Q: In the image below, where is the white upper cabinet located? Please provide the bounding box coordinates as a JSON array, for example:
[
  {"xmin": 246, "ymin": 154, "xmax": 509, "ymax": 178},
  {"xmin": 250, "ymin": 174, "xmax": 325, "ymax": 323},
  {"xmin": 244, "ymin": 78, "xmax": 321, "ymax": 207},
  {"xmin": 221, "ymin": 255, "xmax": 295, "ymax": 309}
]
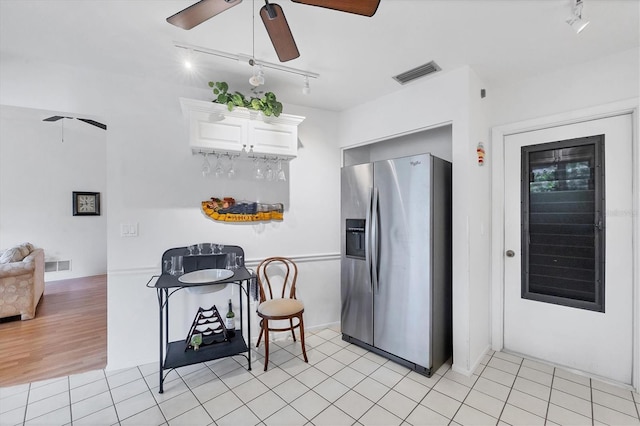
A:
[{"xmin": 180, "ymin": 98, "xmax": 305, "ymax": 158}]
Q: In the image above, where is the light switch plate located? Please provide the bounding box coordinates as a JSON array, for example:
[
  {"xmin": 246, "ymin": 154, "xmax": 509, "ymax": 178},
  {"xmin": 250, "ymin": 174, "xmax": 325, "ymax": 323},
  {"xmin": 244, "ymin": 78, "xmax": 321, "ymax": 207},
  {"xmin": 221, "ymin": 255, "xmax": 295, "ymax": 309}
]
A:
[{"xmin": 120, "ymin": 223, "xmax": 139, "ymax": 237}]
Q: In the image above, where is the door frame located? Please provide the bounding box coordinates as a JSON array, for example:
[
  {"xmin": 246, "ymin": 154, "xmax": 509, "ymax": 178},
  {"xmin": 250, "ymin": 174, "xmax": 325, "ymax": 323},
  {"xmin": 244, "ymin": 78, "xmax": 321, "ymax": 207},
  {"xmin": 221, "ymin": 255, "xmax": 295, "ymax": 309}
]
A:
[{"xmin": 490, "ymin": 98, "xmax": 640, "ymax": 389}]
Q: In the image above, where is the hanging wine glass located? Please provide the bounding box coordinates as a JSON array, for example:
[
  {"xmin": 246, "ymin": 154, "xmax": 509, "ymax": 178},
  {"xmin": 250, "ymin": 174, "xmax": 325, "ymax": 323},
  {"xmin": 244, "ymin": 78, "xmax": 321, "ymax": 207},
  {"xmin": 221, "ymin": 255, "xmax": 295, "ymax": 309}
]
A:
[
  {"xmin": 277, "ymin": 159, "xmax": 286, "ymax": 181},
  {"xmin": 201, "ymin": 152, "xmax": 211, "ymax": 177},
  {"xmin": 265, "ymin": 158, "xmax": 275, "ymax": 181},
  {"xmin": 214, "ymin": 153, "xmax": 225, "ymax": 178},
  {"xmin": 227, "ymin": 154, "xmax": 236, "ymax": 179},
  {"xmin": 254, "ymin": 158, "xmax": 264, "ymax": 180}
]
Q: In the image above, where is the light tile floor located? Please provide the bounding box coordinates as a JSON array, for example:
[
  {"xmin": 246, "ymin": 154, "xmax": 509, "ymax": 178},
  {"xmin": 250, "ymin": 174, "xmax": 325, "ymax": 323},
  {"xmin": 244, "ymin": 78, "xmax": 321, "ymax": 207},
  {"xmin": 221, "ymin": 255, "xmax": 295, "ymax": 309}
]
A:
[{"xmin": 1, "ymin": 327, "xmax": 639, "ymax": 426}]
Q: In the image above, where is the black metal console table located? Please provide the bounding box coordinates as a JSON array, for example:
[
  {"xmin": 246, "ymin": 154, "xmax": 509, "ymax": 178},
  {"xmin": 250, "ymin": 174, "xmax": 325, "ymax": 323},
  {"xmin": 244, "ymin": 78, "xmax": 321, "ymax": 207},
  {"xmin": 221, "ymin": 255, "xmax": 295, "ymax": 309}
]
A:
[{"xmin": 147, "ymin": 245, "xmax": 253, "ymax": 393}]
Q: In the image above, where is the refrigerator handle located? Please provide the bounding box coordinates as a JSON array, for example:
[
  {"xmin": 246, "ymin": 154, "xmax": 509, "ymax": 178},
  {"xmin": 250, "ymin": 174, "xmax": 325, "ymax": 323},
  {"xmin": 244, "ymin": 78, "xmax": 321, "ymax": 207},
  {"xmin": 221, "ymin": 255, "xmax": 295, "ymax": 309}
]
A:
[
  {"xmin": 365, "ymin": 187, "xmax": 373, "ymax": 293},
  {"xmin": 371, "ymin": 187, "xmax": 380, "ymax": 293}
]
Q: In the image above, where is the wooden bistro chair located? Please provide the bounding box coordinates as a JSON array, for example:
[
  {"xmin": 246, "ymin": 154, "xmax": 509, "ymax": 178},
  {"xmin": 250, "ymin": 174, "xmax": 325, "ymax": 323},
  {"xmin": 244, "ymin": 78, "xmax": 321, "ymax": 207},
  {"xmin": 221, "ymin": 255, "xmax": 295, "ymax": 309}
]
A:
[{"xmin": 256, "ymin": 257, "xmax": 308, "ymax": 371}]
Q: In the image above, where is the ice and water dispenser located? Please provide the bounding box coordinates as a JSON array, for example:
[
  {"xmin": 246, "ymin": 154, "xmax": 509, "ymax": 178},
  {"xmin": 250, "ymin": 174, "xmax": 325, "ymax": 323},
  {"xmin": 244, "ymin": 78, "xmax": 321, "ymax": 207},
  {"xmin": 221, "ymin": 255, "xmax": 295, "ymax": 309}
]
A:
[{"xmin": 345, "ymin": 219, "xmax": 366, "ymax": 259}]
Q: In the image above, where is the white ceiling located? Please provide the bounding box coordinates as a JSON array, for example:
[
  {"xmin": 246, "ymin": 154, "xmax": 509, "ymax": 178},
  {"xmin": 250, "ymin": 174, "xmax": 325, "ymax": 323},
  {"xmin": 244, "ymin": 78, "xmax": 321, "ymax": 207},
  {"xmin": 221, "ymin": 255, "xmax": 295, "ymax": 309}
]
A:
[{"xmin": 1, "ymin": 0, "xmax": 638, "ymax": 112}]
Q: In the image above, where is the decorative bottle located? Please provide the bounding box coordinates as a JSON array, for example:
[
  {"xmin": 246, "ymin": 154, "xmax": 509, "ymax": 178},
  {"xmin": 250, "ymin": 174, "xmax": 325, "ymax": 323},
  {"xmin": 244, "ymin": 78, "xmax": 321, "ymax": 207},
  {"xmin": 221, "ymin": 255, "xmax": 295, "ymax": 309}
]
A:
[{"xmin": 226, "ymin": 299, "xmax": 235, "ymax": 338}]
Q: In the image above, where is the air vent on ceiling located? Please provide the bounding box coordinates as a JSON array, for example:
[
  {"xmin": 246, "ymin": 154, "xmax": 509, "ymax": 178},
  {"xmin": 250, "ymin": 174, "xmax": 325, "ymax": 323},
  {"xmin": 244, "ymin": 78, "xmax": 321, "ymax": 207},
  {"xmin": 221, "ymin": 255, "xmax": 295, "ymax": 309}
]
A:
[{"xmin": 393, "ymin": 61, "xmax": 441, "ymax": 85}]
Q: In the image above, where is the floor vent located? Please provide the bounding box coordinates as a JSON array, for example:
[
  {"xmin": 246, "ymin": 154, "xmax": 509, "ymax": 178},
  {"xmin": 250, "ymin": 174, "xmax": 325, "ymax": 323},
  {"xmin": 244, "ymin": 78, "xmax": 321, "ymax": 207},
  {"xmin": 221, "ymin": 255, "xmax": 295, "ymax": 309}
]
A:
[
  {"xmin": 45, "ymin": 260, "xmax": 71, "ymax": 272},
  {"xmin": 393, "ymin": 61, "xmax": 441, "ymax": 85}
]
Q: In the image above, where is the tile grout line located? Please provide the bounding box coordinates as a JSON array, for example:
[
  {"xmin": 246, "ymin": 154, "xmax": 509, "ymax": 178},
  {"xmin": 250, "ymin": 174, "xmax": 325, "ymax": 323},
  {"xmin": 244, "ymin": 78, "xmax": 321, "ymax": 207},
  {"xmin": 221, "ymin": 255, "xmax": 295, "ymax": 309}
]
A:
[
  {"xmin": 220, "ymin": 342, "xmax": 314, "ymax": 424},
  {"xmin": 22, "ymin": 382, "xmax": 31, "ymax": 425},
  {"xmin": 495, "ymin": 352, "xmax": 524, "ymax": 425},
  {"xmin": 181, "ymin": 363, "xmax": 221, "ymax": 425},
  {"xmin": 544, "ymin": 367, "xmax": 554, "ymax": 423},
  {"xmin": 303, "ymin": 345, "xmax": 376, "ymax": 424},
  {"xmin": 440, "ymin": 356, "xmax": 483, "ymax": 425},
  {"xmin": 66, "ymin": 376, "xmax": 72, "ymax": 425},
  {"xmin": 102, "ymin": 366, "xmax": 122, "ymax": 425},
  {"xmin": 252, "ymin": 339, "xmax": 325, "ymax": 424},
  {"xmin": 349, "ymin": 360, "xmax": 408, "ymax": 425},
  {"xmin": 402, "ymin": 369, "xmax": 447, "ymax": 425},
  {"xmin": 105, "ymin": 368, "xmax": 122, "ymax": 426},
  {"xmin": 590, "ymin": 378, "xmax": 594, "ymax": 426}
]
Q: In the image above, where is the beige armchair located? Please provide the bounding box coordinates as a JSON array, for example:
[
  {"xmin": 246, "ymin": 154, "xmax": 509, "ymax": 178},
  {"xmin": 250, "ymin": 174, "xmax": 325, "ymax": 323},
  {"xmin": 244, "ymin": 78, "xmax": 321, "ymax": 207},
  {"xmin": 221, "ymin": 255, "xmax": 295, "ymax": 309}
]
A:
[{"xmin": 0, "ymin": 244, "xmax": 44, "ymax": 320}]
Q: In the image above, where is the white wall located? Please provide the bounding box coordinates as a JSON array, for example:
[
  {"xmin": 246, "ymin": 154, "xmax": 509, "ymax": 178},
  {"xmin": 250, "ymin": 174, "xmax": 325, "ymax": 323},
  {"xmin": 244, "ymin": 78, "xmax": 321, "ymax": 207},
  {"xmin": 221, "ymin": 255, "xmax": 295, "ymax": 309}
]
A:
[
  {"xmin": 0, "ymin": 57, "xmax": 342, "ymax": 371},
  {"xmin": 0, "ymin": 104, "xmax": 107, "ymax": 280},
  {"xmin": 489, "ymin": 48, "xmax": 639, "ymax": 126},
  {"xmin": 343, "ymin": 124, "xmax": 453, "ymax": 165}
]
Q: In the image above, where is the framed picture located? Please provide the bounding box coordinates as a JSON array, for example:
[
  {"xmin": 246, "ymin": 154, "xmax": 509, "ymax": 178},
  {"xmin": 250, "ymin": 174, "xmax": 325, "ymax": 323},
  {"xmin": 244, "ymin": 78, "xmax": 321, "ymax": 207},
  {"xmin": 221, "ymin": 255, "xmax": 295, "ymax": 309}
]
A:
[{"xmin": 73, "ymin": 191, "xmax": 100, "ymax": 216}]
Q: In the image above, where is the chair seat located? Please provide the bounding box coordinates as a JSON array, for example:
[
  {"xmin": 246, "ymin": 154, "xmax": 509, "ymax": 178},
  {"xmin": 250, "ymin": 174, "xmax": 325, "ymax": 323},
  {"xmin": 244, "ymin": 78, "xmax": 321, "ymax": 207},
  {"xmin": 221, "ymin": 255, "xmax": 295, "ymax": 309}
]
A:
[{"xmin": 257, "ymin": 298, "xmax": 304, "ymax": 317}]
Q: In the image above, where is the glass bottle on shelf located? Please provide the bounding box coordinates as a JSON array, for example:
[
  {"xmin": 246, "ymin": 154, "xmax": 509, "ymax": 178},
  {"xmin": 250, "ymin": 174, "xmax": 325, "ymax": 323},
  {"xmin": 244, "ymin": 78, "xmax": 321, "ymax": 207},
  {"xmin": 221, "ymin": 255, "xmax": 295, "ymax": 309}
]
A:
[{"xmin": 226, "ymin": 299, "xmax": 235, "ymax": 339}]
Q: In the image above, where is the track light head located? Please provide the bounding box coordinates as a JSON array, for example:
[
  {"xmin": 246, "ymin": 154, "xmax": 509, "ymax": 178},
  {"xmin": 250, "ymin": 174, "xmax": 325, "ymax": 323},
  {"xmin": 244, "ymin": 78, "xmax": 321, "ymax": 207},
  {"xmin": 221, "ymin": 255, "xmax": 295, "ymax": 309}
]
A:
[
  {"xmin": 302, "ymin": 75, "xmax": 310, "ymax": 95},
  {"xmin": 566, "ymin": 0, "xmax": 590, "ymax": 34},
  {"xmin": 249, "ymin": 65, "xmax": 265, "ymax": 86}
]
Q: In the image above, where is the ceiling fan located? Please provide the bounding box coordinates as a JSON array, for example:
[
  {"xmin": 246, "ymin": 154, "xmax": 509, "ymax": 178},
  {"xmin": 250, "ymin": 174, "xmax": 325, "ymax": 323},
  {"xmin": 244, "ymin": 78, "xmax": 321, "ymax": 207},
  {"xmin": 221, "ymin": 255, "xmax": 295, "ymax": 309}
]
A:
[
  {"xmin": 43, "ymin": 116, "xmax": 107, "ymax": 130},
  {"xmin": 167, "ymin": 0, "xmax": 381, "ymax": 62}
]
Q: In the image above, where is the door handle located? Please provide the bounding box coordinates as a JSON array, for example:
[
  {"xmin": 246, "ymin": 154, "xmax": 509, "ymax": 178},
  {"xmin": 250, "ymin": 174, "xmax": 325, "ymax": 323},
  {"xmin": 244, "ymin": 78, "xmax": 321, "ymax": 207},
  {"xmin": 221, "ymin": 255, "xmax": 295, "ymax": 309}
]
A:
[
  {"xmin": 371, "ymin": 187, "xmax": 379, "ymax": 293},
  {"xmin": 506, "ymin": 250, "xmax": 515, "ymax": 258},
  {"xmin": 365, "ymin": 187, "xmax": 373, "ymax": 292}
]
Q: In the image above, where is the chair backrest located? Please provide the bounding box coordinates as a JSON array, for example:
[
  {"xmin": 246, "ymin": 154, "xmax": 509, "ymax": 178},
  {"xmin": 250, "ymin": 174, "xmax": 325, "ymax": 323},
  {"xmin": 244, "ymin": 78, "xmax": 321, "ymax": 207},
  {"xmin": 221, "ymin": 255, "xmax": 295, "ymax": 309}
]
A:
[{"xmin": 256, "ymin": 257, "xmax": 298, "ymax": 302}]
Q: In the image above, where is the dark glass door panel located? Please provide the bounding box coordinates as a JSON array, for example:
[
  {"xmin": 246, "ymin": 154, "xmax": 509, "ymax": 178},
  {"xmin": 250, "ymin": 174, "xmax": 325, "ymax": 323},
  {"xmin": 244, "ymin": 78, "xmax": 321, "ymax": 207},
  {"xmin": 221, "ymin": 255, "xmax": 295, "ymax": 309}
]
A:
[{"xmin": 521, "ymin": 136, "xmax": 605, "ymax": 312}]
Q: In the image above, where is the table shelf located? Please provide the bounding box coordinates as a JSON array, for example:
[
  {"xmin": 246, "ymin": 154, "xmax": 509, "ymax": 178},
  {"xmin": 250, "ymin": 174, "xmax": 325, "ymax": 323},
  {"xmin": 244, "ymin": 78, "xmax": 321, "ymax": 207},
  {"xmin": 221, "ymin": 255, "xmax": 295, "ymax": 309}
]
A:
[
  {"xmin": 148, "ymin": 245, "xmax": 253, "ymax": 393},
  {"xmin": 164, "ymin": 333, "xmax": 249, "ymax": 370}
]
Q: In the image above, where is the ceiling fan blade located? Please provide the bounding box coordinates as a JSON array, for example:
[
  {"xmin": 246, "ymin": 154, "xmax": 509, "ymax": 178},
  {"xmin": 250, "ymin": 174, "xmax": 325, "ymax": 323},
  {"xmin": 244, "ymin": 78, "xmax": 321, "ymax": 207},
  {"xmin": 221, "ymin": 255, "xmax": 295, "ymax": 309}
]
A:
[
  {"xmin": 76, "ymin": 118, "xmax": 107, "ymax": 131},
  {"xmin": 167, "ymin": 0, "xmax": 242, "ymax": 30},
  {"xmin": 291, "ymin": 0, "xmax": 380, "ymax": 17},
  {"xmin": 43, "ymin": 116, "xmax": 72, "ymax": 122},
  {"xmin": 260, "ymin": 3, "xmax": 300, "ymax": 62}
]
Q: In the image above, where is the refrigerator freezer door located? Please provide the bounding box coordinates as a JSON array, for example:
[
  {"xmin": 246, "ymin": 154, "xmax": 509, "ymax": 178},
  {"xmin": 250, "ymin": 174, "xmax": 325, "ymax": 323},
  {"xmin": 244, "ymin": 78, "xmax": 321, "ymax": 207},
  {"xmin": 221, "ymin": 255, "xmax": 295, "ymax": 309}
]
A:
[
  {"xmin": 341, "ymin": 163, "xmax": 374, "ymax": 345},
  {"xmin": 373, "ymin": 154, "xmax": 432, "ymax": 368}
]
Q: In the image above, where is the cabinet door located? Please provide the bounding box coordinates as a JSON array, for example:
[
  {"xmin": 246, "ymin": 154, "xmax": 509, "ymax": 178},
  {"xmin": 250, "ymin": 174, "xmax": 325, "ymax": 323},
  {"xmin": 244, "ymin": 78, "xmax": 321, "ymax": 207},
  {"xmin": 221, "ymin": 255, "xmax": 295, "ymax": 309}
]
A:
[
  {"xmin": 188, "ymin": 111, "xmax": 248, "ymax": 152},
  {"xmin": 250, "ymin": 121, "xmax": 298, "ymax": 157}
]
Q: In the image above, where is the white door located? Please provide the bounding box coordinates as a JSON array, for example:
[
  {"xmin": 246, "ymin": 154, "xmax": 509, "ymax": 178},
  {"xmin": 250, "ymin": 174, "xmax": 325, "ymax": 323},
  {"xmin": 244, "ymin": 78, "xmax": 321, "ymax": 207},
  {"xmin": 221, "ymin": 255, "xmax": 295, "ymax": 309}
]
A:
[{"xmin": 503, "ymin": 114, "xmax": 633, "ymax": 384}]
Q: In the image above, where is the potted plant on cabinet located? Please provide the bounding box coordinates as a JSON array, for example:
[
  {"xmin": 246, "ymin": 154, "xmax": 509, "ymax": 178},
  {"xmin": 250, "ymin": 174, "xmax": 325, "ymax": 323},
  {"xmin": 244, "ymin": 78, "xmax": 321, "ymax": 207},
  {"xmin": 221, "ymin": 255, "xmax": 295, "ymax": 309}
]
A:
[{"xmin": 208, "ymin": 81, "xmax": 283, "ymax": 117}]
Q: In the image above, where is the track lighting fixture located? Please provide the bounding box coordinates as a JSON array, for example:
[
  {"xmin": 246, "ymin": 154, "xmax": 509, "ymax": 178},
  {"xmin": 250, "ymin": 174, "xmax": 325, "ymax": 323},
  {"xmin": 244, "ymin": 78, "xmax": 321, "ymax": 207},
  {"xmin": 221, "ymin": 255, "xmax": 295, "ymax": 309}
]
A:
[
  {"xmin": 302, "ymin": 75, "xmax": 310, "ymax": 95},
  {"xmin": 566, "ymin": 0, "xmax": 590, "ymax": 34},
  {"xmin": 249, "ymin": 65, "xmax": 265, "ymax": 86},
  {"xmin": 175, "ymin": 42, "xmax": 319, "ymax": 88}
]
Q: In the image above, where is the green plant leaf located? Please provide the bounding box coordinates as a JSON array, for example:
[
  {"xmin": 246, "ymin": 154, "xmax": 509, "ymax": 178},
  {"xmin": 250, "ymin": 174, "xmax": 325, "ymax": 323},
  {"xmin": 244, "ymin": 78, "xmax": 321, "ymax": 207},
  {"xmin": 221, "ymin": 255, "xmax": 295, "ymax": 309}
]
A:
[
  {"xmin": 250, "ymin": 98, "xmax": 262, "ymax": 110},
  {"xmin": 231, "ymin": 93, "xmax": 244, "ymax": 106},
  {"xmin": 208, "ymin": 81, "xmax": 283, "ymax": 115},
  {"xmin": 272, "ymin": 102, "xmax": 283, "ymax": 117}
]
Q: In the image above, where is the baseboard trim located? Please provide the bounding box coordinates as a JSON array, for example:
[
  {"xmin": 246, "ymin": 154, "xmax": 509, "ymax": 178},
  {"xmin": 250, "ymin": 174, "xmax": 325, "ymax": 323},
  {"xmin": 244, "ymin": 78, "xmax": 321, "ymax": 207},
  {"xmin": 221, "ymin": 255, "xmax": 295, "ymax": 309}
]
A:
[{"xmin": 452, "ymin": 344, "xmax": 492, "ymax": 377}]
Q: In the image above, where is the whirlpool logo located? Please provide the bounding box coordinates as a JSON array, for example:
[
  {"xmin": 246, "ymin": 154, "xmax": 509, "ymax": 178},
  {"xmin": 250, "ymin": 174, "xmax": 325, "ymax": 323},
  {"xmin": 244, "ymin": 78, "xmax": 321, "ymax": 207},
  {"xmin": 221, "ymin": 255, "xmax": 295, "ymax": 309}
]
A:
[{"xmin": 410, "ymin": 160, "xmax": 422, "ymax": 166}]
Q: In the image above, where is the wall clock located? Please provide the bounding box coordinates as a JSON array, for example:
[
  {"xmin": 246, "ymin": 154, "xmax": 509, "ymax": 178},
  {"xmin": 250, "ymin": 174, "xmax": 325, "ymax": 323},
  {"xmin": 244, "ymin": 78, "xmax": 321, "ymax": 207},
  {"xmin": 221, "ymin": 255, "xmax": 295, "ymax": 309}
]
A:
[{"xmin": 73, "ymin": 191, "xmax": 100, "ymax": 216}]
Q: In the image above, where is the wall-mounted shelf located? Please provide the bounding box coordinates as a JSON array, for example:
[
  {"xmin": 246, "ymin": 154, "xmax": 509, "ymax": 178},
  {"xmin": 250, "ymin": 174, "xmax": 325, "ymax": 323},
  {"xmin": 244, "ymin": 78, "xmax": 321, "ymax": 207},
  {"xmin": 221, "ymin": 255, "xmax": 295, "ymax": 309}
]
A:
[{"xmin": 180, "ymin": 98, "xmax": 305, "ymax": 159}]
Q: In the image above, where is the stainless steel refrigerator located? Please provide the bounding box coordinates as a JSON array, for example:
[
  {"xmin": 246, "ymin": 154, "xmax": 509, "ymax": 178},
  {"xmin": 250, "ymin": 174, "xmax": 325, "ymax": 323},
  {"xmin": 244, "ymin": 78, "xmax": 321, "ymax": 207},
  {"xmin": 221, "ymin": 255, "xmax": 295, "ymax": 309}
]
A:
[{"xmin": 341, "ymin": 153, "xmax": 452, "ymax": 376}]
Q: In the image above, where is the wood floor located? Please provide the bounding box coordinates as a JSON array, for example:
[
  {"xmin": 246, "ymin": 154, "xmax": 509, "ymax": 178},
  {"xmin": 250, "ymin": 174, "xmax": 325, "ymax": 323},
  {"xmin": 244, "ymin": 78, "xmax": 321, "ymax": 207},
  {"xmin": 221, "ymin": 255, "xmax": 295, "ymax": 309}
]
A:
[{"xmin": 0, "ymin": 275, "xmax": 107, "ymax": 387}]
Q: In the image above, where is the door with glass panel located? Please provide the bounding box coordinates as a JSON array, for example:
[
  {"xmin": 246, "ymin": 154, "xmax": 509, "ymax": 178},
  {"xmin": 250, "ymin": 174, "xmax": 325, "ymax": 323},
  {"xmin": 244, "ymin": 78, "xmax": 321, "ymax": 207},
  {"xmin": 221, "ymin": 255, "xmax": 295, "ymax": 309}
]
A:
[{"xmin": 503, "ymin": 114, "xmax": 633, "ymax": 384}]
